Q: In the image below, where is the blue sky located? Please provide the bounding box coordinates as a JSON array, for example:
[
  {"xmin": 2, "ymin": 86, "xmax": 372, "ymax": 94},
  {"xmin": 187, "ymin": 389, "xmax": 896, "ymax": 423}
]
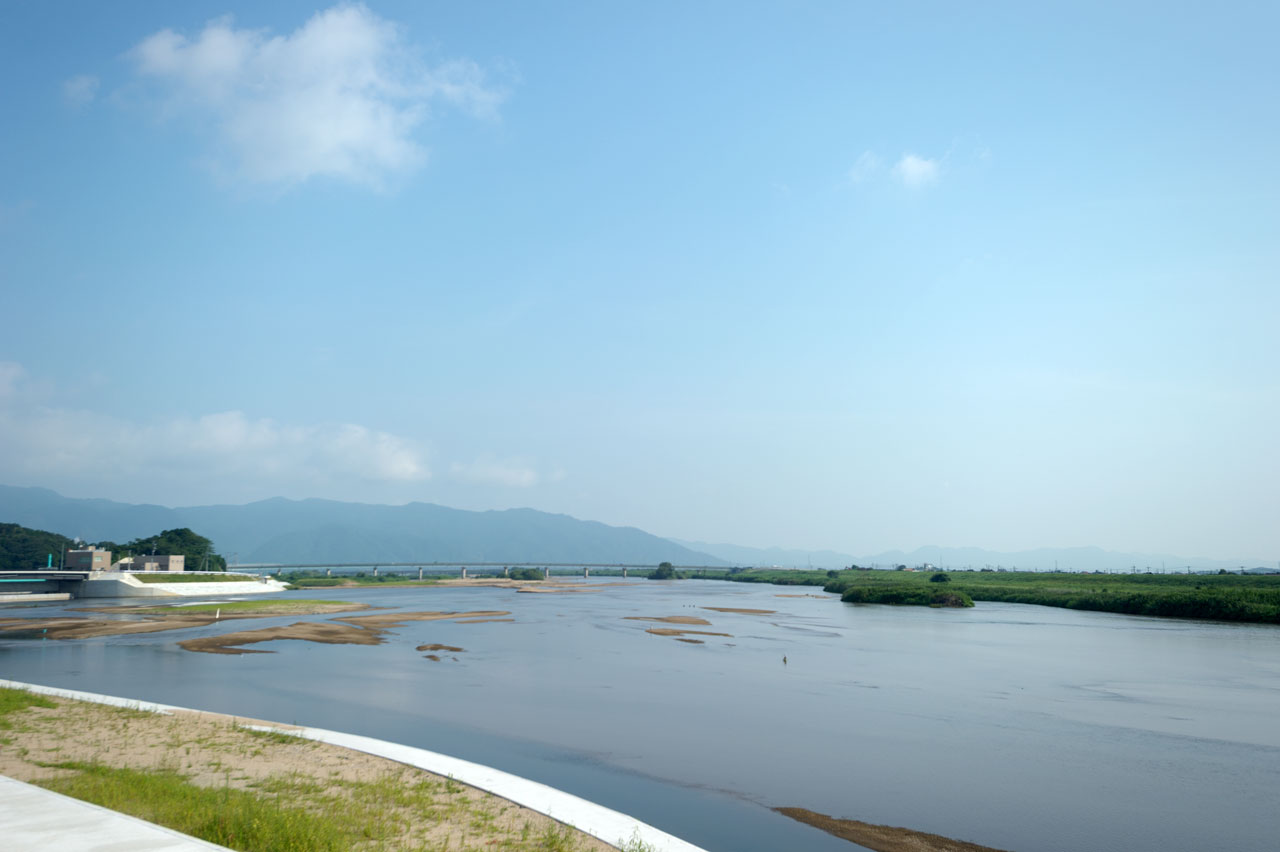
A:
[{"xmin": 1, "ymin": 2, "xmax": 1277, "ymax": 560}]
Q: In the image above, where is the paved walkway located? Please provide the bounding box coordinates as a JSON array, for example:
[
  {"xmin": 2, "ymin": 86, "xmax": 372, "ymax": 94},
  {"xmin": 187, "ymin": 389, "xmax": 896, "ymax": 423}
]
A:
[{"xmin": 0, "ymin": 774, "xmax": 233, "ymax": 851}]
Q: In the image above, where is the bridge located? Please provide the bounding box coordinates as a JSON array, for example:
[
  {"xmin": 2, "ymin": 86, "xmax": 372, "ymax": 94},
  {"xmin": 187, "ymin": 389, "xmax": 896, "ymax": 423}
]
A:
[
  {"xmin": 0, "ymin": 570, "xmax": 94, "ymax": 602},
  {"xmin": 232, "ymin": 561, "xmax": 736, "ymax": 579}
]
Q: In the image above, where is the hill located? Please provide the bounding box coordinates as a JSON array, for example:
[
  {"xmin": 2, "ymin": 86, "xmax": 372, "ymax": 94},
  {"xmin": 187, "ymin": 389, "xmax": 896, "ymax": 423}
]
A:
[{"xmin": 0, "ymin": 486, "xmax": 724, "ymax": 567}]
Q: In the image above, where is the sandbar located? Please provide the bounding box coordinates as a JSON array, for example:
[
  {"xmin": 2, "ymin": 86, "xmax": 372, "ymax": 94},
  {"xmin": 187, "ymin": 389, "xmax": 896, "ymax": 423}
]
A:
[
  {"xmin": 702, "ymin": 607, "xmax": 776, "ymax": 615},
  {"xmin": 335, "ymin": 610, "xmax": 510, "ymax": 629},
  {"xmin": 179, "ymin": 621, "xmax": 381, "ymax": 654},
  {"xmin": 776, "ymin": 807, "xmax": 1009, "ymax": 852},
  {"xmin": 0, "ymin": 602, "xmax": 374, "ymax": 642},
  {"xmin": 645, "ymin": 627, "xmax": 732, "ymax": 638},
  {"xmin": 624, "ymin": 615, "xmax": 712, "ymax": 625},
  {"xmin": 416, "ymin": 643, "xmax": 464, "ymax": 652}
]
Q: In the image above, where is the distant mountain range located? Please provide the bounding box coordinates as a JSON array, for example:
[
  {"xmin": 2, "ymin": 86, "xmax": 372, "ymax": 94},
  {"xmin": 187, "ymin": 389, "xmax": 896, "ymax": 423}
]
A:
[
  {"xmin": 1, "ymin": 485, "xmax": 1269, "ymax": 573},
  {"xmin": 0, "ymin": 485, "xmax": 724, "ymax": 566}
]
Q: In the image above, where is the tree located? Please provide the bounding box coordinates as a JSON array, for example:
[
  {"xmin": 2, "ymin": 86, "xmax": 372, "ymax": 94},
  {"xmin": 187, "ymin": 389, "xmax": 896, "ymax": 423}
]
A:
[
  {"xmin": 120, "ymin": 528, "xmax": 227, "ymax": 571},
  {"xmin": 650, "ymin": 562, "xmax": 676, "ymax": 580},
  {"xmin": 929, "ymin": 572, "xmax": 950, "ymax": 583}
]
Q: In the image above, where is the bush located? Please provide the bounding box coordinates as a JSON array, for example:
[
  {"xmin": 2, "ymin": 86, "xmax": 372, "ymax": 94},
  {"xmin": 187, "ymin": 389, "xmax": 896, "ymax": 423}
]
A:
[
  {"xmin": 650, "ymin": 563, "xmax": 676, "ymax": 580},
  {"xmin": 929, "ymin": 572, "xmax": 950, "ymax": 583}
]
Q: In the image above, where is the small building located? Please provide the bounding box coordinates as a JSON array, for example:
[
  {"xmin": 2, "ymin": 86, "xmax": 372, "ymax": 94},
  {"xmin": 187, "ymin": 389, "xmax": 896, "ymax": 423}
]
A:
[
  {"xmin": 114, "ymin": 554, "xmax": 185, "ymax": 573},
  {"xmin": 66, "ymin": 547, "xmax": 112, "ymax": 571}
]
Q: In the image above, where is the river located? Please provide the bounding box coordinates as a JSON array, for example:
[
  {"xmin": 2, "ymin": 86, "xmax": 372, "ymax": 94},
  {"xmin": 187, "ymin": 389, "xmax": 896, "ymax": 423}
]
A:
[{"xmin": 2, "ymin": 578, "xmax": 1278, "ymax": 852}]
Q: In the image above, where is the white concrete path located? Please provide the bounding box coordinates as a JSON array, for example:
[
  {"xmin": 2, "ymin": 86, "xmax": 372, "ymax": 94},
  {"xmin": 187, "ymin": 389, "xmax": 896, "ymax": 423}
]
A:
[
  {"xmin": 0, "ymin": 774, "xmax": 233, "ymax": 851},
  {"xmin": 0, "ymin": 680, "xmax": 709, "ymax": 852}
]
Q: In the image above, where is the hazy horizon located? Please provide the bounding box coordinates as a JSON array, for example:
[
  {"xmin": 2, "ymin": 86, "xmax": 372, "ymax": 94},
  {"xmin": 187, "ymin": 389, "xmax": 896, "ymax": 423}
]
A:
[{"xmin": 2, "ymin": 3, "xmax": 1276, "ymax": 560}]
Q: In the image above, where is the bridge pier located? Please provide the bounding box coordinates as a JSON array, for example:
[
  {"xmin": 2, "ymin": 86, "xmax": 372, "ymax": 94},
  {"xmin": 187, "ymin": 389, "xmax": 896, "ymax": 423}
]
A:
[
  {"xmin": 543, "ymin": 567, "xmax": 549, "ymax": 580},
  {"xmin": 326, "ymin": 568, "xmax": 331, "ymax": 577},
  {"xmin": 373, "ymin": 567, "xmax": 378, "ymax": 577},
  {"xmin": 622, "ymin": 567, "xmax": 627, "ymax": 578},
  {"xmin": 583, "ymin": 567, "xmax": 589, "ymax": 578},
  {"xmin": 418, "ymin": 567, "xmax": 423, "ymax": 580},
  {"xmin": 460, "ymin": 567, "xmax": 468, "ymax": 579},
  {"xmin": 503, "ymin": 566, "xmax": 509, "ymax": 578}
]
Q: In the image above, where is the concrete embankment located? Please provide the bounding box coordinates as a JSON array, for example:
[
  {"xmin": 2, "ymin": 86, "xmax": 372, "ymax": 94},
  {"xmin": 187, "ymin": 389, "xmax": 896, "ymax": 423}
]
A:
[
  {"xmin": 0, "ymin": 679, "xmax": 710, "ymax": 852},
  {"xmin": 75, "ymin": 572, "xmax": 291, "ymax": 598}
]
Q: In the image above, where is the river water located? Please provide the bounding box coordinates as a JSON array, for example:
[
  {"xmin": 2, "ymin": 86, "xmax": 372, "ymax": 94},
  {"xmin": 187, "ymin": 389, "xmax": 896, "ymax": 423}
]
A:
[{"xmin": 2, "ymin": 579, "xmax": 1278, "ymax": 852}]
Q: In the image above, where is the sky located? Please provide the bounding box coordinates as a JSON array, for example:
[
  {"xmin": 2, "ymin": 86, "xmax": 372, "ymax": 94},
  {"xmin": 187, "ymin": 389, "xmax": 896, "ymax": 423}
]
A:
[{"xmin": 1, "ymin": 1, "xmax": 1277, "ymax": 561}]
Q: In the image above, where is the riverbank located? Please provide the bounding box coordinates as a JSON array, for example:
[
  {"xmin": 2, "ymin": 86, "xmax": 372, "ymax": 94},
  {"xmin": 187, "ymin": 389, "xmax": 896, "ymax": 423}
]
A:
[
  {"xmin": 692, "ymin": 568, "xmax": 1280, "ymax": 624},
  {"xmin": 0, "ymin": 600, "xmax": 372, "ymax": 641},
  {"xmin": 0, "ymin": 681, "xmax": 703, "ymax": 851}
]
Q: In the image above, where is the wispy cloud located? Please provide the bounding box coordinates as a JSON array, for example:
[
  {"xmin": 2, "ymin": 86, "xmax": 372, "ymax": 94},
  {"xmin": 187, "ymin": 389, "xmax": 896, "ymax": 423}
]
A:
[
  {"xmin": 0, "ymin": 377, "xmax": 429, "ymax": 491},
  {"xmin": 62, "ymin": 74, "xmax": 99, "ymax": 107},
  {"xmin": 450, "ymin": 455, "xmax": 540, "ymax": 488},
  {"xmin": 847, "ymin": 150, "xmax": 881, "ymax": 183},
  {"xmin": 128, "ymin": 4, "xmax": 505, "ymax": 189},
  {"xmin": 892, "ymin": 153, "xmax": 940, "ymax": 188}
]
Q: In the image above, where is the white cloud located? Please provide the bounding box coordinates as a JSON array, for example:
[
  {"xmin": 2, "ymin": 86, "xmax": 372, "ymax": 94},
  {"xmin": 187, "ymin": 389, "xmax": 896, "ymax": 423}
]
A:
[
  {"xmin": 450, "ymin": 455, "xmax": 539, "ymax": 488},
  {"xmin": 892, "ymin": 153, "xmax": 940, "ymax": 188},
  {"xmin": 847, "ymin": 150, "xmax": 881, "ymax": 183},
  {"xmin": 63, "ymin": 74, "xmax": 100, "ymax": 107},
  {"xmin": 129, "ymin": 4, "xmax": 504, "ymax": 188},
  {"xmin": 0, "ymin": 403, "xmax": 429, "ymax": 490}
]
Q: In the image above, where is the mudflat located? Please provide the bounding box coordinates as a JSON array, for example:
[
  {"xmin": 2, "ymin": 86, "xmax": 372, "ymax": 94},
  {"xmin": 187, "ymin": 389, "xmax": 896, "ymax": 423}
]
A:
[
  {"xmin": 776, "ymin": 807, "xmax": 1010, "ymax": 852},
  {"xmin": 0, "ymin": 601, "xmax": 372, "ymax": 641}
]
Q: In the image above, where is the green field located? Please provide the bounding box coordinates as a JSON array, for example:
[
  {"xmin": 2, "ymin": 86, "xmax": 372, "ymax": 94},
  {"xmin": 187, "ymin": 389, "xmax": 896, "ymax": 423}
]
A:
[
  {"xmin": 690, "ymin": 567, "xmax": 1280, "ymax": 624},
  {"xmin": 130, "ymin": 573, "xmax": 259, "ymax": 584}
]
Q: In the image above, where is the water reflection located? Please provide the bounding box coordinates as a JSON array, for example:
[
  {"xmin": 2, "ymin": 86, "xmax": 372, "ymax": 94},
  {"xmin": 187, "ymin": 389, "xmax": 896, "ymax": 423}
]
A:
[{"xmin": 2, "ymin": 580, "xmax": 1278, "ymax": 852}]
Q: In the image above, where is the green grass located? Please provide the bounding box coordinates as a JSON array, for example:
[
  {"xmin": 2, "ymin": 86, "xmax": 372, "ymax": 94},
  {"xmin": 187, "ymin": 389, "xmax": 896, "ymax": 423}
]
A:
[
  {"xmin": 702, "ymin": 568, "xmax": 1280, "ymax": 623},
  {"xmin": 38, "ymin": 762, "xmax": 361, "ymax": 852},
  {"xmin": 0, "ymin": 687, "xmax": 56, "ymax": 729},
  {"xmin": 130, "ymin": 599, "xmax": 356, "ymax": 615},
  {"xmin": 130, "ymin": 573, "xmax": 258, "ymax": 584},
  {"xmin": 284, "ymin": 572, "xmax": 442, "ymax": 588}
]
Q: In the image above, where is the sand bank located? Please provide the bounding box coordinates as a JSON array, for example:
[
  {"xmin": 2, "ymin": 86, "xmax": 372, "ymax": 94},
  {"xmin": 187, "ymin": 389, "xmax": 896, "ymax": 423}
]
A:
[
  {"xmin": 702, "ymin": 607, "xmax": 776, "ymax": 615},
  {"xmin": 180, "ymin": 610, "xmax": 510, "ymax": 655},
  {"xmin": 0, "ymin": 685, "xmax": 615, "ymax": 851},
  {"xmin": 624, "ymin": 615, "xmax": 712, "ymax": 625},
  {"xmin": 0, "ymin": 601, "xmax": 372, "ymax": 642},
  {"xmin": 645, "ymin": 627, "xmax": 732, "ymax": 638},
  {"xmin": 776, "ymin": 807, "xmax": 1010, "ymax": 852}
]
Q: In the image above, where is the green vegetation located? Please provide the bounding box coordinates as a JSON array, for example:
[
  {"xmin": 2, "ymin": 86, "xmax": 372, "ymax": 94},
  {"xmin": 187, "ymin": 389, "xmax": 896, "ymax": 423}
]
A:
[
  {"xmin": 130, "ymin": 599, "xmax": 354, "ymax": 615},
  {"xmin": 0, "ymin": 522, "xmax": 76, "ymax": 571},
  {"xmin": 508, "ymin": 567, "xmax": 545, "ymax": 580},
  {"xmin": 38, "ymin": 762, "xmax": 357, "ymax": 852},
  {"xmin": 0, "ymin": 686, "xmax": 56, "ymax": 728},
  {"xmin": 0, "ymin": 523, "xmax": 227, "ymax": 571},
  {"xmin": 105, "ymin": 528, "xmax": 227, "ymax": 572},
  {"xmin": 131, "ymin": 572, "xmax": 259, "ymax": 584},
  {"xmin": 699, "ymin": 567, "xmax": 1280, "ymax": 623},
  {"xmin": 649, "ymin": 562, "xmax": 677, "ymax": 580},
  {"xmin": 282, "ymin": 570, "xmax": 443, "ymax": 588}
]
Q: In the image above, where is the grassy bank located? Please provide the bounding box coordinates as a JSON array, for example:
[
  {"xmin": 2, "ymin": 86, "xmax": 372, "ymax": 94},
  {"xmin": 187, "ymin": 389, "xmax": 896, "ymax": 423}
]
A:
[
  {"xmin": 0, "ymin": 686, "xmax": 611, "ymax": 851},
  {"xmin": 128, "ymin": 599, "xmax": 362, "ymax": 616},
  {"xmin": 282, "ymin": 571, "xmax": 443, "ymax": 588},
  {"xmin": 694, "ymin": 568, "xmax": 1280, "ymax": 624},
  {"xmin": 131, "ymin": 572, "xmax": 258, "ymax": 583}
]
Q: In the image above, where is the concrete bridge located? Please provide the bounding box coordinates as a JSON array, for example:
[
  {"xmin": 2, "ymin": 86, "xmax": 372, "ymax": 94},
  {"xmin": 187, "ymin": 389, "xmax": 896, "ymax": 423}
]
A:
[{"xmin": 232, "ymin": 562, "xmax": 736, "ymax": 580}]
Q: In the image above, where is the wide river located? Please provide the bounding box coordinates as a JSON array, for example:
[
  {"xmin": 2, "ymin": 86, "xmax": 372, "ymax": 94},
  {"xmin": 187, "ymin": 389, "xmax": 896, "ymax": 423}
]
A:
[{"xmin": 2, "ymin": 578, "xmax": 1278, "ymax": 852}]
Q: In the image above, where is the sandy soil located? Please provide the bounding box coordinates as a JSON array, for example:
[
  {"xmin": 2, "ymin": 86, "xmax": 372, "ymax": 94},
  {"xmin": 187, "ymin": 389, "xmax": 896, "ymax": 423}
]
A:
[
  {"xmin": 0, "ymin": 602, "xmax": 373, "ymax": 642},
  {"xmin": 334, "ymin": 610, "xmax": 511, "ymax": 629},
  {"xmin": 623, "ymin": 615, "xmax": 713, "ymax": 625},
  {"xmin": 178, "ymin": 621, "xmax": 384, "ymax": 654},
  {"xmin": 775, "ymin": 594, "xmax": 831, "ymax": 599},
  {"xmin": 0, "ymin": 691, "xmax": 614, "ymax": 851},
  {"xmin": 645, "ymin": 627, "xmax": 733, "ymax": 638},
  {"xmin": 776, "ymin": 807, "xmax": 1010, "ymax": 852},
  {"xmin": 702, "ymin": 607, "xmax": 777, "ymax": 615},
  {"xmin": 416, "ymin": 643, "xmax": 464, "ymax": 652},
  {"xmin": 178, "ymin": 611, "xmax": 511, "ymax": 655}
]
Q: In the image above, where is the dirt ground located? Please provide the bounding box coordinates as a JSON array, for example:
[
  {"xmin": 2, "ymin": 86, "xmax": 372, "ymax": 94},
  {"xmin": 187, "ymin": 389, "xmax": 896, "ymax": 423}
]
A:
[
  {"xmin": 0, "ymin": 691, "xmax": 616, "ymax": 851},
  {"xmin": 776, "ymin": 807, "xmax": 1010, "ymax": 852}
]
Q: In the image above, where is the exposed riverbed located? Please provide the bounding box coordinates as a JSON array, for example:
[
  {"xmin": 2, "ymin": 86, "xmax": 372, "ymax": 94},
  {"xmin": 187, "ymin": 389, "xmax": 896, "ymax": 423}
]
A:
[{"xmin": 1, "ymin": 579, "xmax": 1277, "ymax": 852}]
